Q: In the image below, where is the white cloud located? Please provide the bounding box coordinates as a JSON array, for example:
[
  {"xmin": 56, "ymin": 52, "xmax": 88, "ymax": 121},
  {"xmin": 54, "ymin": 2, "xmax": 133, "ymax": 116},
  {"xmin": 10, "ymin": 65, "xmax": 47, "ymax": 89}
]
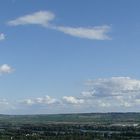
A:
[
  {"xmin": 22, "ymin": 99, "xmax": 34, "ymax": 105},
  {"xmin": 82, "ymin": 77, "xmax": 140, "ymax": 108},
  {"xmin": 0, "ymin": 99, "xmax": 9, "ymax": 105},
  {"xmin": 0, "ymin": 33, "xmax": 5, "ymax": 41},
  {"xmin": 0, "ymin": 64, "xmax": 14, "ymax": 75},
  {"xmin": 22, "ymin": 95, "xmax": 58, "ymax": 106},
  {"xmin": 54, "ymin": 25, "xmax": 111, "ymax": 40},
  {"xmin": 17, "ymin": 77, "xmax": 140, "ymax": 113},
  {"xmin": 35, "ymin": 96, "xmax": 58, "ymax": 104},
  {"xmin": 135, "ymin": 99, "xmax": 140, "ymax": 105},
  {"xmin": 22, "ymin": 96, "xmax": 85, "ymax": 106},
  {"xmin": 98, "ymin": 100, "xmax": 111, "ymax": 107},
  {"xmin": 8, "ymin": 11, "xmax": 111, "ymax": 40},
  {"xmin": 2, "ymin": 76, "xmax": 140, "ymax": 114},
  {"xmin": 63, "ymin": 96, "xmax": 84, "ymax": 104},
  {"xmin": 8, "ymin": 11, "xmax": 55, "ymax": 26},
  {"xmin": 2, "ymin": 76, "xmax": 140, "ymax": 113},
  {"xmin": 83, "ymin": 77, "xmax": 140, "ymax": 97},
  {"xmin": 0, "ymin": 99, "xmax": 15, "ymax": 113}
]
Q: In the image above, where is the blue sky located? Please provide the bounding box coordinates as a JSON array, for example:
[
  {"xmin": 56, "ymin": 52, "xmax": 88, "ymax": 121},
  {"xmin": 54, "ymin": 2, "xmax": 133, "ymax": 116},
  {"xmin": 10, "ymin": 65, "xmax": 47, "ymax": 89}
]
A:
[{"xmin": 0, "ymin": 0, "xmax": 140, "ymax": 114}]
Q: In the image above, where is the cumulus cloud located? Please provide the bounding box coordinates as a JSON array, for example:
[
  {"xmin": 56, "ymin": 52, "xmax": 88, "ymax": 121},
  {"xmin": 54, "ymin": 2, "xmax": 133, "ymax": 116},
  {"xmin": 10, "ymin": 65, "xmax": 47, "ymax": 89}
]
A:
[
  {"xmin": 0, "ymin": 64, "xmax": 14, "ymax": 75},
  {"xmin": 98, "ymin": 100, "xmax": 111, "ymax": 107},
  {"xmin": 22, "ymin": 99, "xmax": 34, "ymax": 105},
  {"xmin": 21, "ymin": 95, "xmax": 58, "ymax": 106},
  {"xmin": 17, "ymin": 77, "xmax": 140, "ymax": 113},
  {"xmin": 1, "ymin": 77, "xmax": 139, "ymax": 113},
  {"xmin": 0, "ymin": 33, "xmax": 5, "ymax": 41},
  {"xmin": 83, "ymin": 77, "xmax": 140, "ymax": 97},
  {"xmin": 8, "ymin": 11, "xmax": 55, "ymax": 26},
  {"xmin": 62, "ymin": 96, "xmax": 84, "ymax": 104},
  {"xmin": 2, "ymin": 76, "xmax": 140, "ymax": 113},
  {"xmin": 82, "ymin": 77, "xmax": 140, "ymax": 108},
  {"xmin": 8, "ymin": 11, "xmax": 111, "ymax": 40},
  {"xmin": 21, "ymin": 95, "xmax": 85, "ymax": 106}
]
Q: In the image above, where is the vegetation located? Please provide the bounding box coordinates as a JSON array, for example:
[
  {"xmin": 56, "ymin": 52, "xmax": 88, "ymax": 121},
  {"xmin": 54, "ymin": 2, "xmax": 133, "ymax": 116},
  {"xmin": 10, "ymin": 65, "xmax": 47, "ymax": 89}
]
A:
[{"xmin": 0, "ymin": 113, "xmax": 139, "ymax": 139}]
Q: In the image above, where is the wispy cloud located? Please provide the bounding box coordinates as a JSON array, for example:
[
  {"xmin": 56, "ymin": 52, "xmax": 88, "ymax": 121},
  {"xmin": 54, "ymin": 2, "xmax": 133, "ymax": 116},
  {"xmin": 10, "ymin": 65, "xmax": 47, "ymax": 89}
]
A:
[
  {"xmin": 0, "ymin": 64, "xmax": 14, "ymax": 75},
  {"xmin": 8, "ymin": 11, "xmax": 55, "ymax": 26},
  {"xmin": 8, "ymin": 11, "xmax": 111, "ymax": 40},
  {"xmin": 53, "ymin": 25, "xmax": 111, "ymax": 40},
  {"xmin": 0, "ymin": 33, "xmax": 5, "ymax": 41}
]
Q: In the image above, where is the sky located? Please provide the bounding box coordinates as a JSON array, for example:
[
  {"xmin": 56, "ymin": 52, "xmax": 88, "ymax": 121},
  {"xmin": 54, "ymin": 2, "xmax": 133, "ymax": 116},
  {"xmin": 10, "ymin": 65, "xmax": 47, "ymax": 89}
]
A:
[{"xmin": 0, "ymin": 0, "xmax": 140, "ymax": 114}]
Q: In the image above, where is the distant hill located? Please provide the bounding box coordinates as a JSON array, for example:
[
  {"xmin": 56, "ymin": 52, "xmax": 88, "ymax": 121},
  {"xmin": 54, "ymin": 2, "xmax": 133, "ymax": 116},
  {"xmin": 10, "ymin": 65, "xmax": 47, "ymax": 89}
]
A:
[{"xmin": 0, "ymin": 113, "xmax": 139, "ymax": 124}]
